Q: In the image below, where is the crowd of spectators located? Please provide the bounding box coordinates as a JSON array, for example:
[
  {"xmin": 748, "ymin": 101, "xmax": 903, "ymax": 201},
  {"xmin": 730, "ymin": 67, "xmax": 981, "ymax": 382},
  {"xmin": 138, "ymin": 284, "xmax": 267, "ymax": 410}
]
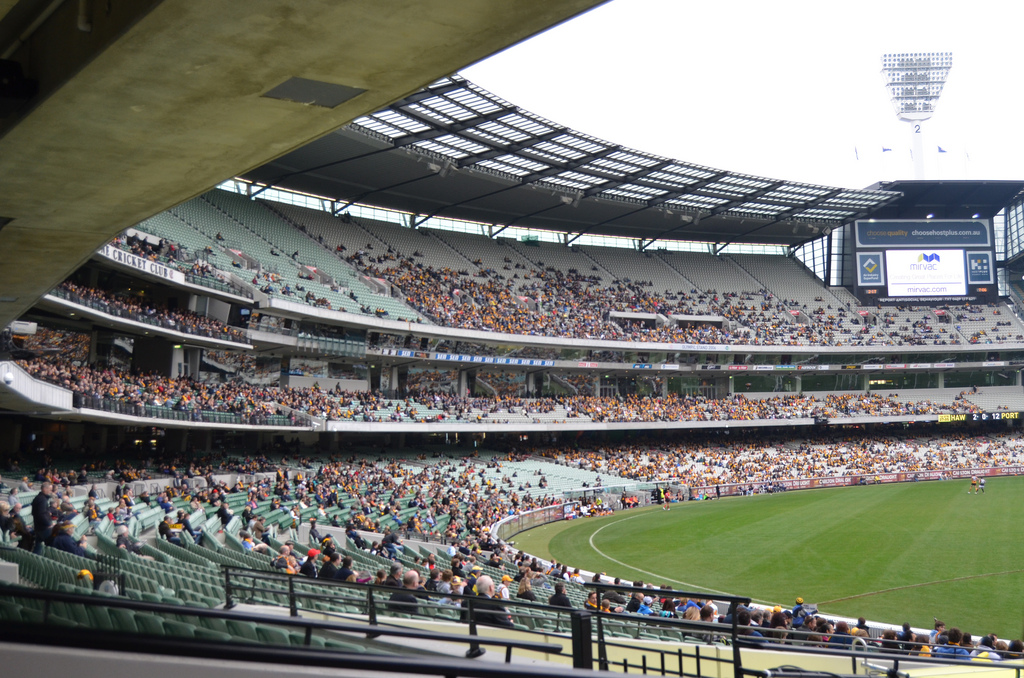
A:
[
  {"xmin": 539, "ymin": 426, "xmax": 1024, "ymax": 488},
  {"xmin": 18, "ymin": 328, "xmax": 90, "ymax": 363},
  {"xmin": 54, "ymin": 281, "xmax": 247, "ymax": 343},
  {"xmin": 347, "ymin": 250, "xmax": 1024, "ymax": 347},
  {"xmin": 16, "ymin": 357, "xmax": 985, "ymax": 427}
]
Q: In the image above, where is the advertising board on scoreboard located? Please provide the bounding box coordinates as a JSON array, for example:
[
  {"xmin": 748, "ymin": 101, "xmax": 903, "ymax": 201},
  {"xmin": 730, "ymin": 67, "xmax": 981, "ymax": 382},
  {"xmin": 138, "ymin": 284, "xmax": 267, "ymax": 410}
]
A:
[{"xmin": 852, "ymin": 219, "xmax": 996, "ymax": 305}]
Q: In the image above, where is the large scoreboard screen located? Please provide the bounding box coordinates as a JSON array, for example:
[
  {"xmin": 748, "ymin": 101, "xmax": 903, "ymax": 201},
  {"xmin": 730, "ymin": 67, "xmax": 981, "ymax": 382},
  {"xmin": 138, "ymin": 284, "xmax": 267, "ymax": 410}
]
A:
[{"xmin": 853, "ymin": 220, "xmax": 996, "ymax": 304}]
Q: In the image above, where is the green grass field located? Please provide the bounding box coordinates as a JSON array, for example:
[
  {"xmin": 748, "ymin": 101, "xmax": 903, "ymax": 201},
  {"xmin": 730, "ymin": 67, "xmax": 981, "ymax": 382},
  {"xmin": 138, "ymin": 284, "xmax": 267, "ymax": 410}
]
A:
[{"xmin": 513, "ymin": 476, "xmax": 1024, "ymax": 639}]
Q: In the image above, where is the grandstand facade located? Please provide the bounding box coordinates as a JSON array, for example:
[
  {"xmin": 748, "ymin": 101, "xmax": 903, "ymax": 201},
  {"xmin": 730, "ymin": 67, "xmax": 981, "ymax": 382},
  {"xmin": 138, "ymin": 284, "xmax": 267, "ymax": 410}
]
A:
[{"xmin": 3, "ymin": 78, "xmax": 1024, "ymax": 453}]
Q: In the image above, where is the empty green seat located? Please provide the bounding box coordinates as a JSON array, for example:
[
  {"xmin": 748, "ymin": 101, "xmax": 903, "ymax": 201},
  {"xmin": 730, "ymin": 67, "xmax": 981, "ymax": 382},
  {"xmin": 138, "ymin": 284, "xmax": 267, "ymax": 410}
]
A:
[
  {"xmin": 0, "ymin": 601, "xmax": 22, "ymax": 622},
  {"xmin": 109, "ymin": 607, "xmax": 138, "ymax": 633},
  {"xmin": 200, "ymin": 616, "xmax": 230, "ymax": 634},
  {"xmin": 225, "ymin": 619, "xmax": 260, "ymax": 642},
  {"xmin": 162, "ymin": 619, "xmax": 196, "ymax": 638},
  {"xmin": 255, "ymin": 625, "xmax": 291, "ymax": 645},
  {"xmin": 194, "ymin": 628, "xmax": 233, "ymax": 642},
  {"xmin": 134, "ymin": 613, "xmax": 166, "ymax": 635},
  {"xmin": 87, "ymin": 604, "xmax": 116, "ymax": 630}
]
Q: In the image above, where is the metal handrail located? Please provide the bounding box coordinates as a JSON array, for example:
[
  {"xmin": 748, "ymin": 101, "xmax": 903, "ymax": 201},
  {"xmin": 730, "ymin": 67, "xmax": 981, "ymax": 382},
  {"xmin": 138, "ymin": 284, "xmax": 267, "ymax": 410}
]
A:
[{"xmin": 0, "ymin": 585, "xmax": 559, "ymax": 660}]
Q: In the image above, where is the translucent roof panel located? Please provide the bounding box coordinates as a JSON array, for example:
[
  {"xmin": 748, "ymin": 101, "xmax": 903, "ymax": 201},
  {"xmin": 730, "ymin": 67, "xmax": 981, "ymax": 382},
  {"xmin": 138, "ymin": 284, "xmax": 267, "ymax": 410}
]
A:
[{"xmin": 348, "ymin": 75, "xmax": 901, "ymax": 226}]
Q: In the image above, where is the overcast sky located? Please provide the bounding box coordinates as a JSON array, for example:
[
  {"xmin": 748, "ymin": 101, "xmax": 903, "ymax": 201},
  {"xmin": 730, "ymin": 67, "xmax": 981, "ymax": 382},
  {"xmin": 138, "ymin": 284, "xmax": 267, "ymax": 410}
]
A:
[{"xmin": 462, "ymin": 0, "xmax": 1024, "ymax": 191}]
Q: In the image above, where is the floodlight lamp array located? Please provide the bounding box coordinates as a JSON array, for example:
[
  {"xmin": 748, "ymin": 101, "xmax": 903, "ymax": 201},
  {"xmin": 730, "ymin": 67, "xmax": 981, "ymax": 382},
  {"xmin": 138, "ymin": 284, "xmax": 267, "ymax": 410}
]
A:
[{"xmin": 880, "ymin": 52, "xmax": 953, "ymax": 121}]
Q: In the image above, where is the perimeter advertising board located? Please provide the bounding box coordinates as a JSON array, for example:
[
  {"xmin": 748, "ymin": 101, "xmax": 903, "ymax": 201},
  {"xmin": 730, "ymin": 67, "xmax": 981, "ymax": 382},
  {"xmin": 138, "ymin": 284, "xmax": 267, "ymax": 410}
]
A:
[{"xmin": 853, "ymin": 219, "xmax": 996, "ymax": 305}]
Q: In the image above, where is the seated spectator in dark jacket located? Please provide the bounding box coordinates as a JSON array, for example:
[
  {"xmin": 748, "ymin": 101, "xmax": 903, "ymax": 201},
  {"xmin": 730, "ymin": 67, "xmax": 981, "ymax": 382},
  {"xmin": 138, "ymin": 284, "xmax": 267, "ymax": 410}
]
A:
[
  {"xmin": 216, "ymin": 501, "xmax": 233, "ymax": 526},
  {"xmin": 115, "ymin": 524, "xmax": 142, "ymax": 554},
  {"xmin": 319, "ymin": 552, "xmax": 341, "ymax": 580},
  {"xmin": 272, "ymin": 545, "xmax": 292, "ymax": 569},
  {"xmin": 299, "ymin": 549, "xmax": 320, "ymax": 578},
  {"xmin": 52, "ymin": 522, "xmax": 88, "ymax": 557},
  {"xmin": 158, "ymin": 514, "xmax": 182, "ymax": 546},
  {"xmin": 388, "ymin": 570, "xmax": 423, "ymax": 615},
  {"xmin": 308, "ymin": 518, "xmax": 323, "ymax": 544},
  {"xmin": 336, "ymin": 555, "xmax": 356, "ymax": 581},
  {"xmin": 548, "ymin": 583, "xmax": 572, "ymax": 608},
  {"xmin": 737, "ymin": 608, "xmax": 767, "ymax": 643},
  {"xmin": 384, "ymin": 563, "xmax": 403, "ymax": 587},
  {"xmin": 469, "ymin": 575, "xmax": 513, "ymax": 628},
  {"xmin": 345, "ymin": 524, "xmax": 367, "ymax": 550},
  {"xmin": 176, "ymin": 510, "xmax": 198, "ymax": 540}
]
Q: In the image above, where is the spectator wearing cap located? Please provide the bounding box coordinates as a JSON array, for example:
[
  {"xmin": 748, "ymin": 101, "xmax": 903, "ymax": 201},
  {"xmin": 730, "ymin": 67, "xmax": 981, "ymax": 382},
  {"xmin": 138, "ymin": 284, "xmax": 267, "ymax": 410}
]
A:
[
  {"xmin": 791, "ymin": 597, "xmax": 808, "ymax": 627},
  {"xmin": 465, "ymin": 564, "xmax": 482, "ymax": 593},
  {"xmin": 637, "ymin": 596, "xmax": 656, "ymax": 616},
  {"xmin": 440, "ymin": 574, "xmax": 463, "ymax": 606},
  {"xmin": 300, "ymin": 549, "xmax": 320, "ymax": 578},
  {"xmin": 496, "ymin": 574, "xmax": 513, "ymax": 600}
]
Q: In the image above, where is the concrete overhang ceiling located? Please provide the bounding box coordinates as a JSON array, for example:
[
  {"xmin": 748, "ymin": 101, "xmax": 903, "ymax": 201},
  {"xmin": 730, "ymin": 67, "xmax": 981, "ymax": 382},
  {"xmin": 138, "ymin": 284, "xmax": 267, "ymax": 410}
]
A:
[{"xmin": 0, "ymin": 0, "xmax": 606, "ymax": 327}]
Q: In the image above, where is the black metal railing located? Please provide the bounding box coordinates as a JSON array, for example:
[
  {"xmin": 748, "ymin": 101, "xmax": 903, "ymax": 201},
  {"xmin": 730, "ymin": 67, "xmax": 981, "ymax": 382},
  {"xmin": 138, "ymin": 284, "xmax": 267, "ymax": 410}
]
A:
[
  {"xmin": 584, "ymin": 582, "xmax": 751, "ymax": 678},
  {"xmin": 0, "ymin": 585, "xmax": 559, "ymax": 664},
  {"xmin": 70, "ymin": 394, "xmax": 309, "ymax": 428},
  {"xmin": 1, "ymin": 578, "xmax": 1017, "ymax": 678},
  {"xmin": 223, "ymin": 567, "xmax": 750, "ymax": 673}
]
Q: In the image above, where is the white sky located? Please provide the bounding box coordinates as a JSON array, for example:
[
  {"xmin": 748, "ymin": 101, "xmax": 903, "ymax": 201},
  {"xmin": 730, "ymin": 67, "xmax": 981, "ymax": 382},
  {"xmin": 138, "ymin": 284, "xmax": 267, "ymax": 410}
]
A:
[{"xmin": 462, "ymin": 0, "xmax": 1024, "ymax": 190}]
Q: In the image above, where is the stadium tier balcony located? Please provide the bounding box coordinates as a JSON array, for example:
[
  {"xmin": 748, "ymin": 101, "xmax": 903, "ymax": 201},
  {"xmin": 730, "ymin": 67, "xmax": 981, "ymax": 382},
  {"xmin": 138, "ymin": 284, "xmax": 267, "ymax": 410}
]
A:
[
  {"xmin": 9, "ymin": 357, "xmax": 990, "ymax": 432},
  {"xmin": 49, "ymin": 282, "xmax": 250, "ymax": 346}
]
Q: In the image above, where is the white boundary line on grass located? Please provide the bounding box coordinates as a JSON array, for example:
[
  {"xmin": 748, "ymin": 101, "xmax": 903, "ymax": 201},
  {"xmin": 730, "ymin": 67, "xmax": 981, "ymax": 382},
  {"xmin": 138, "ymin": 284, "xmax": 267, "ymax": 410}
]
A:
[
  {"xmin": 818, "ymin": 568, "xmax": 1024, "ymax": 605},
  {"xmin": 586, "ymin": 510, "xmax": 739, "ymax": 598}
]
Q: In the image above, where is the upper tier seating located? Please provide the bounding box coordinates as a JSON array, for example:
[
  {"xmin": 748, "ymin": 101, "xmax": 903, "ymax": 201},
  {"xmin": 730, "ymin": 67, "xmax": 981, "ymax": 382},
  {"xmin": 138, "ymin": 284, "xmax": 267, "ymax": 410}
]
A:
[{"xmin": 125, "ymin": 191, "xmax": 1024, "ymax": 347}]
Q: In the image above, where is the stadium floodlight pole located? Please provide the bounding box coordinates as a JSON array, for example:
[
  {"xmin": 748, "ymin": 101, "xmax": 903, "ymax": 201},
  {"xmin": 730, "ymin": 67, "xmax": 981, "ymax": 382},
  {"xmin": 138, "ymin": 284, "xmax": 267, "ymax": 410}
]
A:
[{"xmin": 880, "ymin": 52, "xmax": 953, "ymax": 180}]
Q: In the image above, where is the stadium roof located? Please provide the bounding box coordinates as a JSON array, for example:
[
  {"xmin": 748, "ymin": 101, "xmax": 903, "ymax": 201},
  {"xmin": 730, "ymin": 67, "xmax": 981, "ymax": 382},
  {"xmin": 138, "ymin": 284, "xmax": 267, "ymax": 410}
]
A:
[
  {"xmin": 243, "ymin": 76, "xmax": 904, "ymax": 248},
  {"xmin": 864, "ymin": 180, "xmax": 1024, "ymax": 220}
]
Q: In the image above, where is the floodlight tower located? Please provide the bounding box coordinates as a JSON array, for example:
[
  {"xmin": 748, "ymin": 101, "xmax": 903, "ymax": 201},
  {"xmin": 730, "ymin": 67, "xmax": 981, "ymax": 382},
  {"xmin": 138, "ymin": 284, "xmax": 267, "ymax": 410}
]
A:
[{"xmin": 880, "ymin": 52, "xmax": 953, "ymax": 179}]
